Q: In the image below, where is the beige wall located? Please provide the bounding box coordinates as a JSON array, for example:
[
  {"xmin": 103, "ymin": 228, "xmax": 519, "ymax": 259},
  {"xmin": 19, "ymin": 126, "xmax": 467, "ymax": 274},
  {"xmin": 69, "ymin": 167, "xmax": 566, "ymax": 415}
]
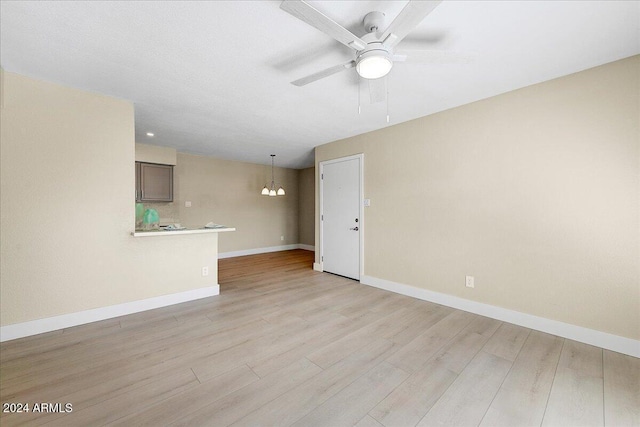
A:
[
  {"xmin": 174, "ymin": 153, "xmax": 300, "ymax": 253},
  {"xmin": 134, "ymin": 145, "xmax": 309, "ymax": 253},
  {"xmin": 135, "ymin": 142, "xmax": 177, "ymax": 165},
  {"xmin": 315, "ymin": 56, "xmax": 640, "ymax": 340},
  {"xmin": 0, "ymin": 72, "xmax": 220, "ymax": 326},
  {"xmin": 298, "ymin": 167, "xmax": 315, "ymax": 246}
]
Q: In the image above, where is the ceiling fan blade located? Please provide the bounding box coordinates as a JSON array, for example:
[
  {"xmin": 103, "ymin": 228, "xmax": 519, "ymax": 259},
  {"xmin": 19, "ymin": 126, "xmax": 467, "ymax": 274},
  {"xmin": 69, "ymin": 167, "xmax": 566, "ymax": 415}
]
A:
[
  {"xmin": 380, "ymin": 1, "xmax": 442, "ymax": 49},
  {"xmin": 395, "ymin": 50, "xmax": 478, "ymax": 64},
  {"xmin": 291, "ymin": 60, "xmax": 356, "ymax": 86},
  {"xmin": 368, "ymin": 77, "xmax": 387, "ymax": 104},
  {"xmin": 280, "ymin": 0, "xmax": 367, "ymax": 51},
  {"xmin": 400, "ymin": 32, "xmax": 448, "ymax": 46}
]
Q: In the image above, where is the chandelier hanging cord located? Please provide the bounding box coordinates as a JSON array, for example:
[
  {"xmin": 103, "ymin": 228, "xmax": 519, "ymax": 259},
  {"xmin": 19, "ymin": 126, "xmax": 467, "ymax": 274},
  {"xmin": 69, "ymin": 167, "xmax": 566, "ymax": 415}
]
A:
[{"xmin": 271, "ymin": 155, "xmax": 275, "ymax": 184}]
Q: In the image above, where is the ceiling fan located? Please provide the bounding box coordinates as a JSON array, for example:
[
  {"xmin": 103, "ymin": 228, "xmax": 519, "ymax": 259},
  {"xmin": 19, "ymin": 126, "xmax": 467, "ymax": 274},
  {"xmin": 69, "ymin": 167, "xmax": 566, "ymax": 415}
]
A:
[{"xmin": 280, "ymin": 0, "xmax": 466, "ymax": 97}]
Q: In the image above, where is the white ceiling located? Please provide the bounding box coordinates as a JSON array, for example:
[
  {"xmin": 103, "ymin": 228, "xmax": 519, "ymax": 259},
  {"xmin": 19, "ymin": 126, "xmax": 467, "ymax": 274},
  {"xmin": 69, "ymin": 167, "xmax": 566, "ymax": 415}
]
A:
[{"xmin": 1, "ymin": 1, "xmax": 638, "ymax": 169}]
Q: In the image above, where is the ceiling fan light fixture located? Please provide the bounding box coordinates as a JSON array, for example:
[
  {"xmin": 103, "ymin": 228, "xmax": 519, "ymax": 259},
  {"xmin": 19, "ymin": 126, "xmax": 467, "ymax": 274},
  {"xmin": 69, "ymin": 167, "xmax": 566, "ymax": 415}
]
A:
[{"xmin": 356, "ymin": 50, "xmax": 393, "ymax": 79}]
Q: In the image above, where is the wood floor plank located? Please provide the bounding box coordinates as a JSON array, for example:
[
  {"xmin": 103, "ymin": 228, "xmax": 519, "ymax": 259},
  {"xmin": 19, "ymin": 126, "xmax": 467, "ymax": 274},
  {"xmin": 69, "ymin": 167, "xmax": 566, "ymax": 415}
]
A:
[
  {"xmin": 2, "ymin": 318, "xmax": 272, "ymax": 401},
  {"xmin": 305, "ymin": 307, "xmax": 414, "ymax": 369},
  {"xmin": 369, "ymin": 359, "xmax": 458, "ymax": 427},
  {"xmin": 2, "ymin": 367, "xmax": 198, "ymax": 426},
  {"xmin": 169, "ymin": 357, "xmax": 322, "ymax": 427},
  {"xmin": 231, "ymin": 338, "xmax": 399, "ymax": 427},
  {"xmin": 386, "ymin": 305, "xmax": 454, "ymax": 346},
  {"xmin": 190, "ymin": 310, "xmax": 345, "ymax": 382},
  {"xmin": 557, "ymin": 339, "xmax": 604, "ymax": 377},
  {"xmin": 355, "ymin": 415, "xmax": 386, "ymax": 427},
  {"xmin": 1, "ymin": 288, "xmax": 281, "ymax": 384},
  {"xmin": 1, "ymin": 315, "xmax": 197, "ymax": 385},
  {"xmin": 290, "ymin": 362, "xmax": 410, "ymax": 427},
  {"xmin": 7, "ymin": 364, "xmax": 201, "ymax": 426},
  {"xmin": 542, "ymin": 340, "xmax": 604, "ymax": 427},
  {"xmin": 359, "ymin": 304, "xmax": 449, "ymax": 346},
  {"xmin": 248, "ymin": 310, "xmax": 381, "ymax": 378},
  {"xmin": 45, "ymin": 369, "xmax": 199, "ymax": 426},
  {"xmin": 110, "ymin": 365, "xmax": 260, "ymax": 426},
  {"xmin": 429, "ymin": 316, "xmax": 501, "ymax": 374},
  {"xmin": 603, "ymin": 350, "xmax": 640, "ymax": 426},
  {"xmin": 386, "ymin": 310, "xmax": 476, "ymax": 373},
  {"xmin": 0, "ymin": 329, "xmax": 65, "ymax": 363},
  {"xmin": 417, "ymin": 351, "xmax": 512, "ymax": 427},
  {"xmin": 542, "ymin": 369, "xmax": 604, "ymax": 427},
  {"xmin": 370, "ymin": 316, "xmax": 501, "ymax": 427},
  {"xmin": 479, "ymin": 331, "xmax": 564, "ymax": 427},
  {"xmin": 336, "ymin": 288, "xmax": 399, "ymax": 319},
  {"xmin": 482, "ymin": 322, "xmax": 530, "ymax": 362},
  {"xmin": 376, "ymin": 306, "xmax": 445, "ymax": 342}
]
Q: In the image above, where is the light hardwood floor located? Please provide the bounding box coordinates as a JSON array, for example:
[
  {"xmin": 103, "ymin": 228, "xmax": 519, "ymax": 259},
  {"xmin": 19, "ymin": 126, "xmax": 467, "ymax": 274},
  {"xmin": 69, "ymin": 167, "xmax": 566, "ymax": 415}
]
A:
[{"xmin": 1, "ymin": 249, "xmax": 638, "ymax": 426}]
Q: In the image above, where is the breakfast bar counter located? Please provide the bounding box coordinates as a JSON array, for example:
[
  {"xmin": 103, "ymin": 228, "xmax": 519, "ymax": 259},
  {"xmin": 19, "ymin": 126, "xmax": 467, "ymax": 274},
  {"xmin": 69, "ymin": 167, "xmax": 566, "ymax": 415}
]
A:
[{"xmin": 132, "ymin": 227, "xmax": 236, "ymax": 237}]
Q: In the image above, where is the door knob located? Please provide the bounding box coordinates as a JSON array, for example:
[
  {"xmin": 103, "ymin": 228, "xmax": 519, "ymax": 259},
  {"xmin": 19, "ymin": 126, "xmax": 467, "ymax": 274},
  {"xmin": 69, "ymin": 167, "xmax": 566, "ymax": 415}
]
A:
[{"xmin": 349, "ymin": 226, "xmax": 359, "ymax": 231}]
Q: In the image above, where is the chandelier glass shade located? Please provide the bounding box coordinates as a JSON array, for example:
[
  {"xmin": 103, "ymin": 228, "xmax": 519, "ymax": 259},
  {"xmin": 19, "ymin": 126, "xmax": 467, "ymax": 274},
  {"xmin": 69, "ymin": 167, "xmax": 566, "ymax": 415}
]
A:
[{"xmin": 262, "ymin": 155, "xmax": 285, "ymax": 197}]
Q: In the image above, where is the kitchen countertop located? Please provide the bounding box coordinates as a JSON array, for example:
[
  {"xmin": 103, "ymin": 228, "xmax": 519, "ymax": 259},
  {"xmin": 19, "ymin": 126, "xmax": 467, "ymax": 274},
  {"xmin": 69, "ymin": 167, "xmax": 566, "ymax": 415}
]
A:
[{"xmin": 131, "ymin": 227, "xmax": 236, "ymax": 237}]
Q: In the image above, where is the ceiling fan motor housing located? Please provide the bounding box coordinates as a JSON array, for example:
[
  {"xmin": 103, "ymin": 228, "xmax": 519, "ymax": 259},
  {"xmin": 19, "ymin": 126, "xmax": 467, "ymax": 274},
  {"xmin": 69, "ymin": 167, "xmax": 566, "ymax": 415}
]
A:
[
  {"xmin": 356, "ymin": 33, "xmax": 393, "ymax": 79},
  {"xmin": 363, "ymin": 11, "xmax": 386, "ymax": 34}
]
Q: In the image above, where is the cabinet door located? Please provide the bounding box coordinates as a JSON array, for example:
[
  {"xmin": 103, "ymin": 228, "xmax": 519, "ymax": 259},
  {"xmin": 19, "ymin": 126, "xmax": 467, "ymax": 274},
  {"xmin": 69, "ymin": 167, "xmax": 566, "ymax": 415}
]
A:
[
  {"xmin": 139, "ymin": 163, "xmax": 173, "ymax": 202},
  {"xmin": 135, "ymin": 162, "xmax": 141, "ymax": 201}
]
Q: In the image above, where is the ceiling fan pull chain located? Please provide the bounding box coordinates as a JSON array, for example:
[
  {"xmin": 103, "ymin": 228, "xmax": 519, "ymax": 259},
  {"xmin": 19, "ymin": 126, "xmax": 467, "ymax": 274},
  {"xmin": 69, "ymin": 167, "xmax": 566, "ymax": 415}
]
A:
[
  {"xmin": 386, "ymin": 77, "xmax": 390, "ymax": 123},
  {"xmin": 358, "ymin": 78, "xmax": 361, "ymax": 114}
]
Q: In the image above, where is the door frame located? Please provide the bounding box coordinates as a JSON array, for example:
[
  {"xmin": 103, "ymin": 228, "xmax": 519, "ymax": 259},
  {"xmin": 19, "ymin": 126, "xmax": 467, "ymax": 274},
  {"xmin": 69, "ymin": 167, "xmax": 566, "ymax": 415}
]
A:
[{"xmin": 319, "ymin": 153, "xmax": 364, "ymax": 280}]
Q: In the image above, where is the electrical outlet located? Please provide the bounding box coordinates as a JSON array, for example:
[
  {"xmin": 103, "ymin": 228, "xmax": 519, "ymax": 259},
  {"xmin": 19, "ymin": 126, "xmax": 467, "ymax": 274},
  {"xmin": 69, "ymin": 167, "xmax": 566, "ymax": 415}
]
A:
[
  {"xmin": 281, "ymin": 235, "xmax": 284, "ymax": 241},
  {"xmin": 202, "ymin": 266, "xmax": 209, "ymax": 276},
  {"xmin": 465, "ymin": 275, "xmax": 474, "ymax": 288},
  {"xmin": 185, "ymin": 201, "xmax": 192, "ymax": 208}
]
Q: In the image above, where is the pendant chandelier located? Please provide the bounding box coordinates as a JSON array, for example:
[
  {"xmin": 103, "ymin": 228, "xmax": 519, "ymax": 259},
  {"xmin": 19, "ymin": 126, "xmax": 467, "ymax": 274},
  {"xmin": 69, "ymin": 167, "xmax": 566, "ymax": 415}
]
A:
[{"xmin": 261, "ymin": 154, "xmax": 285, "ymax": 196}]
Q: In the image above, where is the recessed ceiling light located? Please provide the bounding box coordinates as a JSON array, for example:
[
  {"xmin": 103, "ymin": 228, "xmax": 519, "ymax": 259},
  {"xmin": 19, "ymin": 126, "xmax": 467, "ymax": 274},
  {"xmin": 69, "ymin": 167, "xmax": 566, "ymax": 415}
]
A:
[{"xmin": 146, "ymin": 132, "xmax": 154, "ymax": 137}]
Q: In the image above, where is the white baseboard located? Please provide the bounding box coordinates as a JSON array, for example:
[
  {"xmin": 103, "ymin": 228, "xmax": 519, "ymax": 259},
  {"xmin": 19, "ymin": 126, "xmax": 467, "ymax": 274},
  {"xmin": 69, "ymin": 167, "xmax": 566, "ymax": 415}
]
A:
[
  {"xmin": 0, "ymin": 285, "xmax": 220, "ymax": 343},
  {"xmin": 313, "ymin": 263, "xmax": 323, "ymax": 272},
  {"xmin": 219, "ymin": 244, "xmax": 314, "ymax": 259},
  {"xmin": 360, "ymin": 275, "xmax": 640, "ymax": 358}
]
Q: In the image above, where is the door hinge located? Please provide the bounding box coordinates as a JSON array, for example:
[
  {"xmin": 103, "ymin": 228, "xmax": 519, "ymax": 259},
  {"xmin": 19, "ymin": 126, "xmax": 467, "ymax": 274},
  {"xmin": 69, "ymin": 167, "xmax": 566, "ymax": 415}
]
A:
[
  {"xmin": 321, "ymin": 173, "xmax": 323, "ymax": 179},
  {"xmin": 321, "ymin": 214, "xmax": 323, "ymax": 221},
  {"xmin": 321, "ymin": 256, "xmax": 323, "ymax": 262}
]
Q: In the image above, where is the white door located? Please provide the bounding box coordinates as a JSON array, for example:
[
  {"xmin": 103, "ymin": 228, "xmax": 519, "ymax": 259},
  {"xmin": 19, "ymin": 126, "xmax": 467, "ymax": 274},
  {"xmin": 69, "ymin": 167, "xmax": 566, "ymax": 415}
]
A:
[{"xmin": 321, "ymin": 156, "xmax": 361, "ymax": 280}]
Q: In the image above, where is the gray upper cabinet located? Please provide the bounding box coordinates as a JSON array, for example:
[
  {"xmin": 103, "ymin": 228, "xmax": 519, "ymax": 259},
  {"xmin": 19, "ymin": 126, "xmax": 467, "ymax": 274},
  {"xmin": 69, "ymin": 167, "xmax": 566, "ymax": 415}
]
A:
[{"xmin": 135, "ymin": 162, "xmax": 173, "ymax": 202}]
